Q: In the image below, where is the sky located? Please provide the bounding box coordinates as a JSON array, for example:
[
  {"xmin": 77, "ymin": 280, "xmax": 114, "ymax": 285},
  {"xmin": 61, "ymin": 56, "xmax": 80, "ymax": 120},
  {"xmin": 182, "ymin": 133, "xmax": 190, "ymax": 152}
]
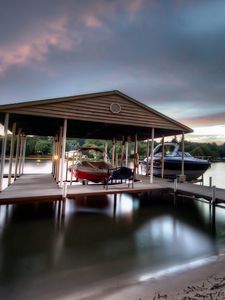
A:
[{"xmin": 0, "ymin": 0, "xmax": 225, "ymax": 143}]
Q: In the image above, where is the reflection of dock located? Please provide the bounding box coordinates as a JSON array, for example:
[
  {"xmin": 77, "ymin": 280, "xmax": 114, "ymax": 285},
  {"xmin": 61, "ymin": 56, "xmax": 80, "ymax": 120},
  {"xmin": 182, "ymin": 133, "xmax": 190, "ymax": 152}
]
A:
[{"xmin": 0, "ymin": 173, "xmax": 225, "ymax": 205}]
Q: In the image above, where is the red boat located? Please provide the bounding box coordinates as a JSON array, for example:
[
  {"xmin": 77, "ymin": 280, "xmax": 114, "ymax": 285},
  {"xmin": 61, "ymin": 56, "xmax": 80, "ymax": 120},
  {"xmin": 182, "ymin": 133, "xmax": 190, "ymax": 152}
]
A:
[{"xmin": 68, "ymin": 147, "xmax": 112, "ymax": 183}]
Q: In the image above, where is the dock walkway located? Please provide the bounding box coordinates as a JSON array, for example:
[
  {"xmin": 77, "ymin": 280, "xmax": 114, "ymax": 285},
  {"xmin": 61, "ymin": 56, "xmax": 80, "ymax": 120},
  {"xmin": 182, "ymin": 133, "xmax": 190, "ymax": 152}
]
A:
[
  {"xmin": 0, "ymin": 173, "xmax": 225, "ymax": 205},
  {"xmin": 0, "ymin": 174, "xmax": 62, "ymax": 203}
]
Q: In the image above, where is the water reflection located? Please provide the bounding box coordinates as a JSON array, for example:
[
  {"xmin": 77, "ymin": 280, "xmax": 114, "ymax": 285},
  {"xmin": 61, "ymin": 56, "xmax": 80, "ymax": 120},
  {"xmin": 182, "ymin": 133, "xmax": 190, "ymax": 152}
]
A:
[
  {"xmin": 0, "ymin": 192, "xmax": 224, "ymax": 299},
  {"xmin": 203, "ymin": 162, "xmax": 225, "ymax": 188}
]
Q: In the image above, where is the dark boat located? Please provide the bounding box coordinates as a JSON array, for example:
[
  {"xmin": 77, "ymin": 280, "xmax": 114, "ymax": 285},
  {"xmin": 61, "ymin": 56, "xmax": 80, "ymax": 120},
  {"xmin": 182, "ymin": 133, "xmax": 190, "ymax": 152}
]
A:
[{"xmin": 141, "ymin": 143, "xmax": 210, "ymax": 181}]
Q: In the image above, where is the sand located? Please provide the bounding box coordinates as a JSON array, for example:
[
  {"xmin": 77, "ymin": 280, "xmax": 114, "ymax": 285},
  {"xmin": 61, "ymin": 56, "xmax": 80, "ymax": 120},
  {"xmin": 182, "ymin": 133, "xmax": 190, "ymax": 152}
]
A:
[{"xmin": 69, "ymin": 254, "xmax": 225, "ymax": 300}]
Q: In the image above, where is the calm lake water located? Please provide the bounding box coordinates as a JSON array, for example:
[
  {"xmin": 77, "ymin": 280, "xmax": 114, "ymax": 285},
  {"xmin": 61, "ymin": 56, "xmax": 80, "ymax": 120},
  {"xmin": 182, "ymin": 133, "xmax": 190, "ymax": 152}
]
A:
[{"xmin": 0, "ymin": 161, "xmax": 225, "ymax": 299}]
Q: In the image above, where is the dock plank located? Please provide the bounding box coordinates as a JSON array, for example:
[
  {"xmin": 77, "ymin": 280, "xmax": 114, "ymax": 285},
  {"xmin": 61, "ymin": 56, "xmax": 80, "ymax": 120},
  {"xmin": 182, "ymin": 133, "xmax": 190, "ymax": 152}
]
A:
[
  {"xmin": 0, "ymin": 174, "xmax": 62, "ymax": 203},
  {"xmin": 0, "ymin": 173, "xmax": 225, "ymax": 205}
]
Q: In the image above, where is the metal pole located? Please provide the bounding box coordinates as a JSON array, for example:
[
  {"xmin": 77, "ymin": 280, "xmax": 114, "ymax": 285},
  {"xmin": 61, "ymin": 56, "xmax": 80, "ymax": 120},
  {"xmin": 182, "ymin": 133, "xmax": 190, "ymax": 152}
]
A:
[
  {"xmin": 0, "ymin": 112, "xmax": 9, "ymax": 192},
  {"xmin": 150, "ymin": 128, "xmax": 154, "ymax": 184},
  {"xmin": 60, "ymin": 119, "xmax": 67, "ymax": 187},
  {"xmin": 8, "ymin": 122, "xmax": 16, "ymax": 185},
  {"xmin": 14, "ymin": 128, "xmax": 21, "ymax": 181}
]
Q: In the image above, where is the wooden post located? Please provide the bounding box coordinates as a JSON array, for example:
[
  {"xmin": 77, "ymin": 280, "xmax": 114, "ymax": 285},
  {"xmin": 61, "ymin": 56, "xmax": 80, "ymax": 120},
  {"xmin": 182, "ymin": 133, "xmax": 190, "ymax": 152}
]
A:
[
  {"xmin": 201, "ymin": 174, "xmax": 204, "ymax": 186},
  {"xmin": 112, "ymin": 138, "xmax": 116, "ymax": 167},
  {"xmin": 136, "ymin": 135, "xmax": 139, "ymax": 174},
  {"xmin": 54, "ymin": 134, "xmax": 59, "ymax": 180},
  {"xmin": 70, "ymin": 151, "xmax": 75, "ymax": 185},
  {"xmin": 18, "ymin": 133, "xmax": 24, "ymax": 176},
  {"xmin": 150, "ymin": 128, "xmax": 154, "ymax": 184},
  {"xmin": 0, "ymin": 112, "xmax": 9, "ymax": 192},
  {"xmin": 65, "ymin": 152, "xmax": 69, "ymax": 182},
  {"xmin": 54, "ymin": 135, "xmax": 58, "ymax": 180},
  {"xmin": 8, "ymin": 122, "xmax": 16, "ymax": 185},
  {"xmin": 51, "ymin": 138, "xmax": 55, "ymax": 176},
  {"xmin": 209, "ymin": 176, "xmax": 212, "ymax": 187},
  {"xmin": 174, "ymin": 178, "xmax": 177, "ymax": 192},
  {"xmin": 133, "ymin": 134, "xmax": 138, "ymax": 178},
  {"xmin": 181, "ymin": 132, "xmax": 185, "ymax": 176},
  {"xmin": 211, "ymin": 185, "xmax": 216, "ymax": 204},
  {"xmin": 121, "ymin": 137, "xmax": 125, "ymax": 167},
  {"xmin": 146, "ymin": 139, "xmax": 150, "ymax": 176},
  {"xmin": 21, "ymin": 135, "xmax": 27, "ymax": 174},
  {"xmin": 115, "ymin": 151, "xmax": 118, "ymax": 168},
  {"xmin": 125, "ymin": 140, "xmax": 129, "ymax": 167},
  {"xmin": 14, "ymin": 128, "xmax": 21, "ymax": 181},
  {"xmin": 62, "ymin": 181, "xmax": 67, "ymax": 199},
  {"xmin": 60, "ymin": 119, "xmax": 67, "ymax": 187},
  {"xmin": 57, "ymin": 128, "xmax": 63, "ymax": 183},
  {"xmin": 161, "ymin": 137, "xmax": 165, "ymax": 179},
  {"xmin": 104, "ymin": 141, "xmax": 108, "ymax": 162}
]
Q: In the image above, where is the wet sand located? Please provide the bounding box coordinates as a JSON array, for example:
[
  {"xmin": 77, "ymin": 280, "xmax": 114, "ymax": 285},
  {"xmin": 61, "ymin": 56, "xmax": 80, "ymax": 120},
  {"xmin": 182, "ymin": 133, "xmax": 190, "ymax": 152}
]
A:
[{"xmin": 65, "ymin": 254, "xmax": 225, "ymax": 300}]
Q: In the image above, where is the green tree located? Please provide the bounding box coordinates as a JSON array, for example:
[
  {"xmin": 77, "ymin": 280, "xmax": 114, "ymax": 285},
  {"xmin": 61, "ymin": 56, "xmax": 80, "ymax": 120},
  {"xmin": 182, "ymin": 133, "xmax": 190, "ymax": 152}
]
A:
[{"xmin": 35, "ymin": 140, "xmax": 52, "ymax": 155}]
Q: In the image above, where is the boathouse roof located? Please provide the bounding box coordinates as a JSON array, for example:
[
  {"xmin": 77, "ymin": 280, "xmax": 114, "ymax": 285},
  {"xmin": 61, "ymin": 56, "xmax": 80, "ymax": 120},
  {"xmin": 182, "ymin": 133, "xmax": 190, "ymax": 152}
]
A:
[{"xmin": 0, "ymin": 90, "xmax": 193, "ymax": 140}]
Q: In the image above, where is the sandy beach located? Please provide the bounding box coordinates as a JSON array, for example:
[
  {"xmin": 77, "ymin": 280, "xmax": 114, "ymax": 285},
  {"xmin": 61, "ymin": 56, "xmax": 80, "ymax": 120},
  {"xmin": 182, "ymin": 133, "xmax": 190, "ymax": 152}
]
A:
[{"xmin": 69, "ymin": 254, "xmax": 225, "ymax": 300}]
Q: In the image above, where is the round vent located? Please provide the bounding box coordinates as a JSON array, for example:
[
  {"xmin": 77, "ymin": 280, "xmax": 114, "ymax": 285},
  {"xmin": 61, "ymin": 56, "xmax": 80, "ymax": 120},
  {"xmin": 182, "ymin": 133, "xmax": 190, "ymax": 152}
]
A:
[{"xmin": 110, "ymin": 103, "xmax": 121, "ymax": 114}]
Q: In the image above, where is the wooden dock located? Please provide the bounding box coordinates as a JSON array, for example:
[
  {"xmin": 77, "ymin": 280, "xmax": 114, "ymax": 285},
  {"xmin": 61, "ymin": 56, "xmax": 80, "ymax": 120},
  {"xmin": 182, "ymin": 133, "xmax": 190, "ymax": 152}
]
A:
[{"xmin": 0, "ymin": 173, "xmax": 225, "ymax": 205}]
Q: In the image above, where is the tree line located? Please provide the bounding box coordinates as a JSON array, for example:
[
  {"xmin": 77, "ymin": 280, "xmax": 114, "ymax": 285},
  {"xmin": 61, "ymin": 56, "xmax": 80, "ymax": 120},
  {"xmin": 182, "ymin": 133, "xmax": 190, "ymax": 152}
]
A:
[{"xmin": 1, "ymin": 136, "xmax": 225, "ymax": 161}]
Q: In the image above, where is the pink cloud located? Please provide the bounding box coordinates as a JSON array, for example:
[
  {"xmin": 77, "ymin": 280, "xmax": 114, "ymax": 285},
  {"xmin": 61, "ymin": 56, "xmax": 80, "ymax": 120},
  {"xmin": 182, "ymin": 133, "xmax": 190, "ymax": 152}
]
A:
[
  {"xmin": 0, "ymin": 17, "xmax": 78, "ymax": 76},
  {"xmin": 82, "ymin": 15, "xmax": 103, "ymax": 28},
  {"xmin": 127, "ymin": 0, "xmax": 145, "ymax": 14},
  {"xmin": 179, "ymin": 113, "xmax": 225, "ymax": 127},
  {"xmin": 78, "ymin": 0, "xmax": 146, "ymax": 27}
]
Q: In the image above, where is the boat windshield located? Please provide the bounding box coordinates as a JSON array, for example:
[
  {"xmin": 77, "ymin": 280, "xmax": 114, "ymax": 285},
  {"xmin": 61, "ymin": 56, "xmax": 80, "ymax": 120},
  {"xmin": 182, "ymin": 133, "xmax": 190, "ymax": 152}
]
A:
[
  {"xmin": 177, "ymin": 152, "xmax": 193, "ymax": 157},
  {"xmin": 154, "ymin": 144, "xmax": 176, "ymax": 157},
  {"xmin": 78, "ymin": 148, "xmax": 105, "ymax": 161}
]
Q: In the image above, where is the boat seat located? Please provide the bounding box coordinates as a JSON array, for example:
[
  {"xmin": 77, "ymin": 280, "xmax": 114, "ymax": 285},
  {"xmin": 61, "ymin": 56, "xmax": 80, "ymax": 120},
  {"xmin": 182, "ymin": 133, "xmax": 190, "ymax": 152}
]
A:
[{"xmin": 104, "ymin": 167, "xmax": 134, "ymax": 190}]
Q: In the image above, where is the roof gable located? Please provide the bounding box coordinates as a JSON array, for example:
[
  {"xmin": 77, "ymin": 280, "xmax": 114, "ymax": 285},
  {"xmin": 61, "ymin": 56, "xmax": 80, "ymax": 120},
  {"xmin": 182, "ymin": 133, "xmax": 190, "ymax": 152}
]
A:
[{"xmin": 0, "ymin": 90, "xmax": 192, "ymax": 133}]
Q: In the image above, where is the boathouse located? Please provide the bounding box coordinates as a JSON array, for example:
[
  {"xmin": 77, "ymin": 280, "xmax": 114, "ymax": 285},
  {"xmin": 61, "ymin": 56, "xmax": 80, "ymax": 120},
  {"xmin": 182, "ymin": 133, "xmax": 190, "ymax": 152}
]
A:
[{"xmin": 0, "ymin": 90, "xmax": 193, "ymax": 192}]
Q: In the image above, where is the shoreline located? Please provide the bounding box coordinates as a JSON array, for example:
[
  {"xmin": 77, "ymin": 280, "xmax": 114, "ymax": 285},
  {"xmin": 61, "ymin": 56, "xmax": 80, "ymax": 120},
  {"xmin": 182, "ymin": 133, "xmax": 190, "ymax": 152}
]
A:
[{"xmin": 64, "ymin": 254, "xmax": 225, "ymax": 300}]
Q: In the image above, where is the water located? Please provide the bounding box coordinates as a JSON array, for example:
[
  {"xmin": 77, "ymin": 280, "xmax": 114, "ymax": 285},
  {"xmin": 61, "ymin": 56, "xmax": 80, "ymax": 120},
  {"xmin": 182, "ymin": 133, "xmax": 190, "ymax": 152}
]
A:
[
  {"xmin": 0, "ymin": 162, "xmax": 225, "ymax": 299},
  {"xmin": 202, "ymin": 162, "xmax": 225, "ymax": 189}
]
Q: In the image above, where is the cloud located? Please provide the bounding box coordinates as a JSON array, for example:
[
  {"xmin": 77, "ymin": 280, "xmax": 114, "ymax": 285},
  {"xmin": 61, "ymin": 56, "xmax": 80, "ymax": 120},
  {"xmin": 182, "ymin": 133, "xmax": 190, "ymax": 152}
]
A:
[
  {"xmin": 82, "ymin": 15, "xmax": 103, "ymax": 28},
  {"xmin": 179, "ymin": 113, "xmax": 225, "ymax": 127},
  {"xmin": 0, "ymin": 16, "xmax": 77, "ymax": 76},
  {"xmin": 0, "ymin": 0, "xmax": 225, "ymax": 134}
]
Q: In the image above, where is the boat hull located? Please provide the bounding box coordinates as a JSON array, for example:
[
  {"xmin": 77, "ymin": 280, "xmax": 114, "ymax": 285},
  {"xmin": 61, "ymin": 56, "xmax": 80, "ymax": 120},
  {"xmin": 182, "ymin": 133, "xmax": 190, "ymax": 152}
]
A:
[
  {"xmin": 142, "ymin": 158, "xmax": 210, "ymax": 181},
  {"xmin": 69, "ymin": 162, "xmax": 110, "ymax": 183},
  {"xmin": 72, "ymin": 168, "xmax": 108, "ymax": 183}
]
